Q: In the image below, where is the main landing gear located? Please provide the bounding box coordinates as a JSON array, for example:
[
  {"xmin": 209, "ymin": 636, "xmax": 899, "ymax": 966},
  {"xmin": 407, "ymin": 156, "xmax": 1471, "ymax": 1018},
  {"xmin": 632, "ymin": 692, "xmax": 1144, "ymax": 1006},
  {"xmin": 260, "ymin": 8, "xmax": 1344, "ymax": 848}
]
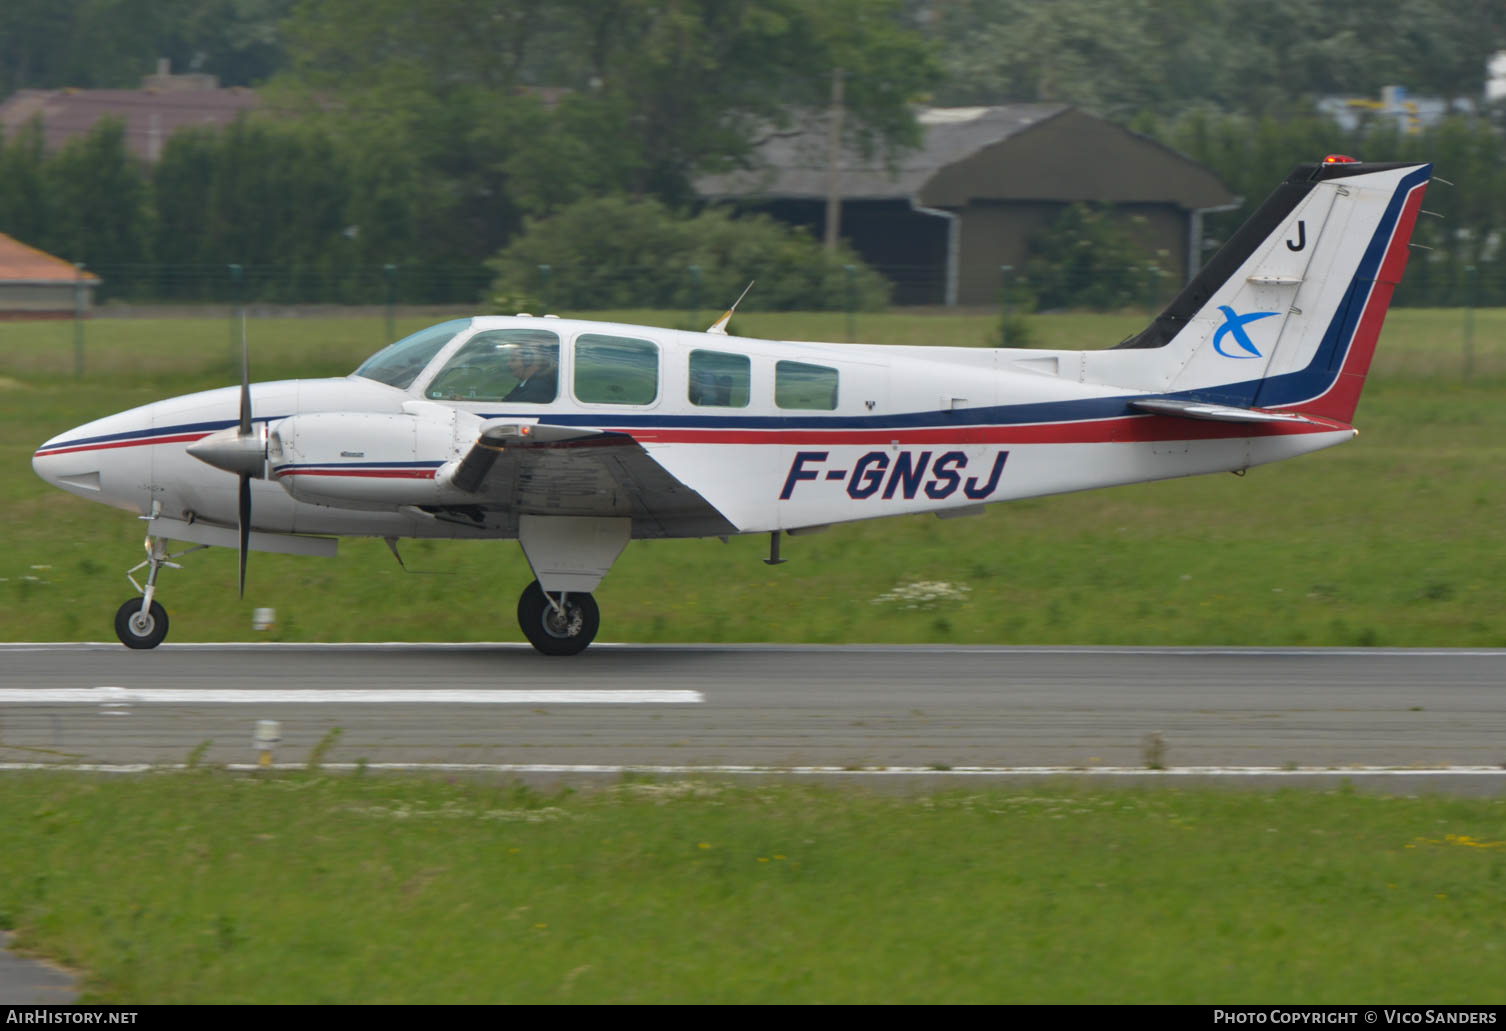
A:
[
  {"xmin": 516, "ymin": 580, "xmax": 599, "ymax": 656},
  {"xmin": 513, "ymin": 515, "xmax": 626, "ymax": 657},
  {"xmin": 113, "ymin": 535, "xmax": 206, "ymax": 649}
]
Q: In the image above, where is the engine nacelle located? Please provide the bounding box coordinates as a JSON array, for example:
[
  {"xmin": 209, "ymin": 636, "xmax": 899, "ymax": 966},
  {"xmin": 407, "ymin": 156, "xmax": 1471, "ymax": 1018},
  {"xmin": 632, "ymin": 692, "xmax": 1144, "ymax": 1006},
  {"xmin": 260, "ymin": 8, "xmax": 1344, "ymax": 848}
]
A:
[{"xmin": 270, "ymin": 410, "xmax": 474, "ymax": 509}]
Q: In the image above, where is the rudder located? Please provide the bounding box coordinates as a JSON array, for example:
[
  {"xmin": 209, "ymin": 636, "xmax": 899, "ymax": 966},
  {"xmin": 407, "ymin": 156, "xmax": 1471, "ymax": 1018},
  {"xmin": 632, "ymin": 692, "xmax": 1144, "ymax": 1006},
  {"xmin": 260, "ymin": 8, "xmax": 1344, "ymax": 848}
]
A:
[{"xmin": 1117, "ymin": 160, "xmax": 1431, "ymax": 424}]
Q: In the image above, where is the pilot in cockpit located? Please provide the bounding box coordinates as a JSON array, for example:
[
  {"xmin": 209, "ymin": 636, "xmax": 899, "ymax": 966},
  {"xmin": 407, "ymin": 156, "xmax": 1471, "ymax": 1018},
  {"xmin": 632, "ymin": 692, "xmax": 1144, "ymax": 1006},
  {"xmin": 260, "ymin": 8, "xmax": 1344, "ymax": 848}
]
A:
[{"xmin": 502, "ymin": 342, "xmax": 558, "ymax": 403}]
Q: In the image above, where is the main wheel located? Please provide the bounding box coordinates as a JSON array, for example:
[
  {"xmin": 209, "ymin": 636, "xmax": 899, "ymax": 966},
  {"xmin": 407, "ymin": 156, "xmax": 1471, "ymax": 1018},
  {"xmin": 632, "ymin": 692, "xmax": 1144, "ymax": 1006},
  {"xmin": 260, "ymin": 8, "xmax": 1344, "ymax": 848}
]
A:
[
  {"xmin": 517, "ymin": 580, "xmax": 599, "ymax": 656},
  {"xmin": 114, "ymin": 598, "xmax": 169, "ymax": 650}
]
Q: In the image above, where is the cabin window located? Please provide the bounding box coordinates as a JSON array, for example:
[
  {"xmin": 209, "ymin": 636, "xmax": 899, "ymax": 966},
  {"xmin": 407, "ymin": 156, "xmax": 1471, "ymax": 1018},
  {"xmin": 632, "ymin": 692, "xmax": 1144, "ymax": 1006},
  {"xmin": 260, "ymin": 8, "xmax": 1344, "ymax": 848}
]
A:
[
  {"xmin": 775, "ymin": 360, "xmax": 839, "ymax": 410},
  {"xmin": 354, "ymin": 319, "xmax": 469, "ymax": 389},
  {"xmin": 688, "ymin": 349, "xmax": 750, "ymax": 408},
  {"xmin": 574, "ymin": 334, "xmax": 659, "ymax": 405},
  {"xmin": 425, "ymin": 328, "xmax": 560, "ymax": 403}
]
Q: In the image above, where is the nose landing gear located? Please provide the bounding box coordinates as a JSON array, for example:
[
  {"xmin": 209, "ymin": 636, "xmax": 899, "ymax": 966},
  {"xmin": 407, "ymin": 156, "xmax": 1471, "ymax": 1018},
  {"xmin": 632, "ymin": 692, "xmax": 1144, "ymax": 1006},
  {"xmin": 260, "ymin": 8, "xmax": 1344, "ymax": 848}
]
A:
[{"xmin": 114, "ymin": 535, "xmax": 207, "ymax": 649}]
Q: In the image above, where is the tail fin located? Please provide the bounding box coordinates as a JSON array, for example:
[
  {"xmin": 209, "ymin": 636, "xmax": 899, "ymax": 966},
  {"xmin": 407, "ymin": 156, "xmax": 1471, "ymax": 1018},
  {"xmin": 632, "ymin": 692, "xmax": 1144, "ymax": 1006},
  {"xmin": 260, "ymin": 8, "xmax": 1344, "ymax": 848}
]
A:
[{"xmin": 1117, "ymin": 160, "xmax": 1431, "ymax": 425}]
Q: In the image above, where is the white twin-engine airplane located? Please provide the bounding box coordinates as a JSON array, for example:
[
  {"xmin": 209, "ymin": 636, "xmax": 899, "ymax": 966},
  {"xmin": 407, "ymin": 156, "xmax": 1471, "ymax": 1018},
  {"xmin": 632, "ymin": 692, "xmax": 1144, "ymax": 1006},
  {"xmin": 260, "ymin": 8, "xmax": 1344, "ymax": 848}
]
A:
[{"xmin": 34, "ymin": 158, "xmax": 1432, "ymax": 654}]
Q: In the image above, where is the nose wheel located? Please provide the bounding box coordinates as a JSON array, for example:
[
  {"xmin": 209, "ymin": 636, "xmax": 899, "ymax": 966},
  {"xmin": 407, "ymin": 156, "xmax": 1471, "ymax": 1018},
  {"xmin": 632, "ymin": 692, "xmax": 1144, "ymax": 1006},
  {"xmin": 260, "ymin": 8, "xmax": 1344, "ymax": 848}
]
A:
[
  {"xmin": 114, "ymin": 598, "xmax": 169, "ymax": 649},
  {"xmin": 112, "ymin": 533, "xmax": 207, "ymax": 650},
  {"xmin": 517, "ymin": 580, "xmax": 599, "ymax": 655}
]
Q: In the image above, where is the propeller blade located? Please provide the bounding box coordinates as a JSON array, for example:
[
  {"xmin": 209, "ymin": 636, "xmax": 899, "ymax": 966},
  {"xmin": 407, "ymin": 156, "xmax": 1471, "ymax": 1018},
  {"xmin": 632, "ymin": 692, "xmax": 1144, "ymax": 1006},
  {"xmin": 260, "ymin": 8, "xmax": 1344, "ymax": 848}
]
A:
[
  {"xmin": 238, "ymin": 472, "xmax": 251, "ymax": 598},
  {"xmin": 237, "ymin": 313, "xmax": 252, "ymax": 597},
  {"xmin": 188, "ymin": 312, "xmax": 267, "ymax": 479},
  {"xmin": 239, "ymin": 311, "xmax": 252, "ymax": 436}
]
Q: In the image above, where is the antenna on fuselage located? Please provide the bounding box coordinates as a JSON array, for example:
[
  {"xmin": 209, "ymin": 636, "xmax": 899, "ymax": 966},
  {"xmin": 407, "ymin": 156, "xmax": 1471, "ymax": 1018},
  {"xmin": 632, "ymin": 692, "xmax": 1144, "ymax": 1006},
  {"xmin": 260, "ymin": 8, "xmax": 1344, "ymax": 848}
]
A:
[{"xmin": 706, "ymin": 281, "xmax": 755, "ymax": 335}]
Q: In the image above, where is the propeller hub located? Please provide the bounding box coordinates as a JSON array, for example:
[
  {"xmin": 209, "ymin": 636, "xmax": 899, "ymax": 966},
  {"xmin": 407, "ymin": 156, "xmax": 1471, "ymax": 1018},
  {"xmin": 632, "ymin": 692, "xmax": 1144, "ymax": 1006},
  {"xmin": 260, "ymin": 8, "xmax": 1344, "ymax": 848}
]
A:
[{"xmin": 186, "ymin": 426, "xmax": 268, "ymax": 479}]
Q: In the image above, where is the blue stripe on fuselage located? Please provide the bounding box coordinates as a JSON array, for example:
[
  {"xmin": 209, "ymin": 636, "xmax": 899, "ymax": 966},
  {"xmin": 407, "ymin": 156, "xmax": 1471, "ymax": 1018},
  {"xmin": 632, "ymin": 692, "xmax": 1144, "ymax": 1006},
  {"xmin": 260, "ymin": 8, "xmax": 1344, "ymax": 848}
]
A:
[{"xmin": 34, "ymin": 416, "xmax": 276, "ymax": 454}]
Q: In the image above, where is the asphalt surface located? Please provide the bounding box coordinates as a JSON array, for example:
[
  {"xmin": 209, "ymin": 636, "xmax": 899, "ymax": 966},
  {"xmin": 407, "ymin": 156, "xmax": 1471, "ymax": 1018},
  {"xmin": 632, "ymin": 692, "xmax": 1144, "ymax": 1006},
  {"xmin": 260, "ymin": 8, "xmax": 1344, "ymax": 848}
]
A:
[
  {"xmin": 0, "ymin": 932, "xmax": 77, "ymax": 1005},
  {"xmin": 1, "ymin": 642, "xmax": 1501, "ymax": 775},
  {"xmin": 2, "ymin": 641, "xmax": 1503, "ymax": 1003}
]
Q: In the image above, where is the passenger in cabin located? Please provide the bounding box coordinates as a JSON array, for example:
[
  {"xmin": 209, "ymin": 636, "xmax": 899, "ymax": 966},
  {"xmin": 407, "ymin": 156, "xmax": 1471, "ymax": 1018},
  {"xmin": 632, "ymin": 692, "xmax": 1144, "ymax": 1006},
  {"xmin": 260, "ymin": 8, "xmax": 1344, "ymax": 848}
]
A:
[
  {"xmin": 503, "ymin": 343, "xmax": 558, "ymax": 403},
  {"xmin": 689, "ymin": 371, "xmax": 735, "ymax": 407}
]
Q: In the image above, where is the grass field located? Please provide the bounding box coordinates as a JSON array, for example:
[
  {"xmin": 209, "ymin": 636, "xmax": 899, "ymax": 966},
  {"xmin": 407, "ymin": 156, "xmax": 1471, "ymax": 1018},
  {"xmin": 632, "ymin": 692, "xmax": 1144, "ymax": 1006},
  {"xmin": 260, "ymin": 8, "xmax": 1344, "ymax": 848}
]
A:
[
  {"xmin": 3, "ymin": 308, "xmax": 1504, "ymax": 1004},
  {"xmin": 3, "ymin": 304, "xmax": 1505, "ymax": 380},
  {"xmin": 2, "ymin": 307, "xmax": 1504, "ymax": 647},
  {"xmin": 0, "ymin": 772, "xmax": 1502, "ymax": 1004}
]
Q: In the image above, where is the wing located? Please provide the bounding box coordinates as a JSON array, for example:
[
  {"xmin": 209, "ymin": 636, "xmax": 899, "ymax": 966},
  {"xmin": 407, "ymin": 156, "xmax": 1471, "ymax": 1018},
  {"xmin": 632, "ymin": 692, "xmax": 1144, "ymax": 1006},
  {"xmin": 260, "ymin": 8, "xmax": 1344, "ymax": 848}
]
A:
[{"xmin": 445, "ymin": 422, "xmax": 738, "ymax": 539}]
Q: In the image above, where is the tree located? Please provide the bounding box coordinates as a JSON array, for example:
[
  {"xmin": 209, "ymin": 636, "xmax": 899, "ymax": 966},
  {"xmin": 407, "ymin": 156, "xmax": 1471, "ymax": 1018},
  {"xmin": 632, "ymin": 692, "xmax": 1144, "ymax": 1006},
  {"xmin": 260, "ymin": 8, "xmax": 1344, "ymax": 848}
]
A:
[
  {"xmin": 927, "ymin": 0, "xmax": 1167, "ymax": 119},
  {"xmin": 0, "ymin": 0, "xmax": 75, "ymax": 93},
  {"xmin": 274, "ymin": 0, "xmax": 941, "ymax": 261},
  {"xmin": 0, "ymin": 118, "xmax": 52, "ymax": 247},
  {"xmin": 44, "ymin": 118, "xmax": 152, "ymax": 272},
  {"xmin": 0, "ymin": 0, "xmax": 297, "ymax": 90},
  {"xmin": 925, "ymin": 0, "xmax": 1506, "ymax": 120},
  {"xmin": 1021, "ymin": 203, "xmax": 1164, "ymax": 311},
  {"xmin": 1146, "ymin": 108, "xmax": 1506, "ymax": 308},
  {"xmin": 488, "ymin": 195, "xmax": 889, "ymax": 311}
]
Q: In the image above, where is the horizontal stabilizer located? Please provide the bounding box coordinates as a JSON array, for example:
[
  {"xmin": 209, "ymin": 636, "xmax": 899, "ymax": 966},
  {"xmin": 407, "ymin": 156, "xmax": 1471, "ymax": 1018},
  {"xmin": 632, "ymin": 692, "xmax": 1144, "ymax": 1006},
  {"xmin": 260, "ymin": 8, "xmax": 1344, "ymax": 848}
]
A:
[{"xmin": 1131, "ymin": 398, "xmax": 1329, "ymax": 426}]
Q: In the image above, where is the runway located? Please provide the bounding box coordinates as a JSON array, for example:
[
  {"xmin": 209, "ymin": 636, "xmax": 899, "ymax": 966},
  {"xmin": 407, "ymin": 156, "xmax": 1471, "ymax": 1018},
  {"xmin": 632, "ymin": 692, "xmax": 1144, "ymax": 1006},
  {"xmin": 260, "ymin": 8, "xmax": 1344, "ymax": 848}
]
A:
[{"xmin": 1, "ymin": 643, "xmax": 1502, "ymax": 791}]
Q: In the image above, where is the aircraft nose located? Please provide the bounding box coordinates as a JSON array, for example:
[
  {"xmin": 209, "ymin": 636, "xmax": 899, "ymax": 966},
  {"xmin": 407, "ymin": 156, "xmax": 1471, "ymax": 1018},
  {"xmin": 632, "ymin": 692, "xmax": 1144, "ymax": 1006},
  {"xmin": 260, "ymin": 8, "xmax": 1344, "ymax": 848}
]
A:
[
  {"xmin": 31, "ymin": 449, "xmax": 50, "ymax": 485},
  {"xmin": 34, "ymin": 429, "xmax": 71, "ymax": 481},
  {"xmin": 33, "ymin": 427, "xmax": 104, "ymax": 494}
]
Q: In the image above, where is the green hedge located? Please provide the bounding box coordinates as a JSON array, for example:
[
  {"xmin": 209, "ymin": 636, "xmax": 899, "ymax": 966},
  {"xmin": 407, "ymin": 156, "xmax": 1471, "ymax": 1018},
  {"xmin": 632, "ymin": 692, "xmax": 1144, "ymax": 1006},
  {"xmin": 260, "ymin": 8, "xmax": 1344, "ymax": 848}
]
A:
[{"xmin": 488, "ymin": 197, "xmax": 890, "ymax": 313}]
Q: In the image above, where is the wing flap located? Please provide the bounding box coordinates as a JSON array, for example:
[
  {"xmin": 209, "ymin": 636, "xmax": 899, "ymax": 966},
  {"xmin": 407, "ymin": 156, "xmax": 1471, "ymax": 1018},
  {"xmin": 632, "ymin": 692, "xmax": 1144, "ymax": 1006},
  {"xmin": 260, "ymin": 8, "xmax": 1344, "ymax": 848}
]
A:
[
  {"xmin": 450, "ymin": 421, "xmax": 606, "ymax": 492},
  {"xmin": 445, "ymin": 429, "xmax": 738, "ymax": 537}
]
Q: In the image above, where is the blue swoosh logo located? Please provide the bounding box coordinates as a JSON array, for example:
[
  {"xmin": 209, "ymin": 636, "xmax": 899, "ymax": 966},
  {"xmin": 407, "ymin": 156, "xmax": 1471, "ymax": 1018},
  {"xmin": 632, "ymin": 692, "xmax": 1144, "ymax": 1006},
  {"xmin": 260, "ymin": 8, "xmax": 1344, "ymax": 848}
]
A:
[{"xmin": 1213, "ymin": 306, "xmax": 1279, "ymax": 359}]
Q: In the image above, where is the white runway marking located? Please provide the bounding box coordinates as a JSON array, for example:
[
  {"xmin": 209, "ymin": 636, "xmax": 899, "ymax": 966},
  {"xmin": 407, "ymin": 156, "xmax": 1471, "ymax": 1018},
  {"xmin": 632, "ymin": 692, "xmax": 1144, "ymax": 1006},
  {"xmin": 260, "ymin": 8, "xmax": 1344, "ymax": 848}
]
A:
[
  {"xmin": 0, "ymin": 688, "xmax": 702, "ymax": 705},
  {"xmin": 0, "ymin": 763, "xmax": 1501, "ymax": 778}
]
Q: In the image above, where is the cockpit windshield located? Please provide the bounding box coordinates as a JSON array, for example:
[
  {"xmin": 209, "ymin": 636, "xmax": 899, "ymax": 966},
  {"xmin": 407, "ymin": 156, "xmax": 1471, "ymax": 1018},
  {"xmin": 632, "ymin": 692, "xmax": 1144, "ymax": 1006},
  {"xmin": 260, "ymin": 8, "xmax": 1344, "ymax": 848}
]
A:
[
  {"xmin": 425, "ymin": 328, "xmax": 560, "ymax": 403},
  {"xmin": 353, "ymin": 319, "xmax": 470, "ymax": 389}
]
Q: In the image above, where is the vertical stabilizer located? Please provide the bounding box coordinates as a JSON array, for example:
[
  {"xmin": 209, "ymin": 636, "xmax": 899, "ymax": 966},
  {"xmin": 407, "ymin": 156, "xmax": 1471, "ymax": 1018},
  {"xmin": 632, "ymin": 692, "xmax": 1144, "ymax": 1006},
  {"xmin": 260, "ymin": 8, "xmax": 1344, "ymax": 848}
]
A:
[{"xmin": 1115, "ymin": 160, "xmax": 1431, "ymax": 425}]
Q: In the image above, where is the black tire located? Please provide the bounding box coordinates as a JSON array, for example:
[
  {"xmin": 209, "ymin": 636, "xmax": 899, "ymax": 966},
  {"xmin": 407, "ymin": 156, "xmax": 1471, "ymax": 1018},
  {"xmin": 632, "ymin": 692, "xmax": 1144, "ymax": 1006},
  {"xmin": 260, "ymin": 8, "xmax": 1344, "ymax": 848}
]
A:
[
  {"xmin": 114, "ymin": 598, "xmax": 169, "ymax": 650},
  {"xmin": 516, "ymin": 580, "xmax": 599, "ymax": 656}
]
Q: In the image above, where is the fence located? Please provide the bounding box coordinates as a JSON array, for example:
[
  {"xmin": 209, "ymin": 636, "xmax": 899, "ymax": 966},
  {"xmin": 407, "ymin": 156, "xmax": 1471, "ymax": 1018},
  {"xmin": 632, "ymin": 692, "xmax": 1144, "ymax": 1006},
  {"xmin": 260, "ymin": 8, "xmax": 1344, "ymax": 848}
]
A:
[
  {"xmin": 6, "ymin": 260, "xmax": 1504, "ymax": 382},
  {"xmin": 69, "ymin": 262, "xmax": 497, "ymax": 308},
  {"xmin": 52, "ymin": 256, "xmax": 1506, "ymax": 311}
]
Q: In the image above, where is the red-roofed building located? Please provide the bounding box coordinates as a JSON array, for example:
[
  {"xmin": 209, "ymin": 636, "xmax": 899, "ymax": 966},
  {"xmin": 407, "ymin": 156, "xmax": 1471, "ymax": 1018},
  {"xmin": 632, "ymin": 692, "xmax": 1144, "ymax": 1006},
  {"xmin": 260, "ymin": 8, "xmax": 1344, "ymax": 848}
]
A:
[{"xmin": 0, "ymin": 234, "xmax": 100, "ymax": 318}]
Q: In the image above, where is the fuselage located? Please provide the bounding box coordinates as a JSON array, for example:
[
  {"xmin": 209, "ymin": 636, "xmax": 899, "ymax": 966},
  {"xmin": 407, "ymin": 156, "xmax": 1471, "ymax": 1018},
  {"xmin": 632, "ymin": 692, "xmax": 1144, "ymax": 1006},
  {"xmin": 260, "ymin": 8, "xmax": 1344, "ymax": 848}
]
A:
[{"xmin": 32, "ymin": 314, "xmax": 1354, "ymax": 546}]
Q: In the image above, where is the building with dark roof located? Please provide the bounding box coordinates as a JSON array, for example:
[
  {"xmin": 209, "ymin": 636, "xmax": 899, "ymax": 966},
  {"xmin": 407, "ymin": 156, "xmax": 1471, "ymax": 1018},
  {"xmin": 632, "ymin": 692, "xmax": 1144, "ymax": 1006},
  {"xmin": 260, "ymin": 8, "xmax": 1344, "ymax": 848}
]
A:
[
  {"xmin": 696, "ymin": 104, "xmax": 1238, "ymax": 306},
  {"xmin": 0, "ymin": 60, "xmax": 260, "ymax": 164},
  {"xmin": 0, "ymin": 234, "xmax": 99, "ymax": 318}
]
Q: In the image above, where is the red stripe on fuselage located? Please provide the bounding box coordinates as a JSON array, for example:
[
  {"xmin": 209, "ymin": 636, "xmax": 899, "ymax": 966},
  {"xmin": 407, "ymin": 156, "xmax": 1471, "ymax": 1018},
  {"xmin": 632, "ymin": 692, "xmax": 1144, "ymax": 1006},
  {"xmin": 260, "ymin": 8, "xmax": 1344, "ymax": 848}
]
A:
[
  {"xmin": 33, "ymin": 431, "xmax": 213, "ymax": 458},
  {"xmin": 611, "ymin": 413, "xmax": 1347, "ymax": 447}
]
